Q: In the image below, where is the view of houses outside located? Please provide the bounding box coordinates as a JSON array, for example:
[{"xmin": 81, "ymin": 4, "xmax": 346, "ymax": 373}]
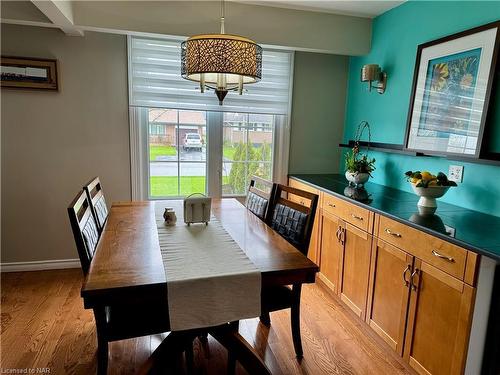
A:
[{"xmin": 148, "ymin": 109, "xmax": 274, "ymax": 197}]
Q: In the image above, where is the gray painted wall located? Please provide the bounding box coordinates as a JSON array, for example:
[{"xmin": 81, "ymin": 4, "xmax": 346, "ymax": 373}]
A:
[
  {"xmin": 289, "ymin": 52, "xmax": 348, "ymax": 174},
  {"xmin": 1, "ymin": 24, "xmax": 130, "ymax": 263}
]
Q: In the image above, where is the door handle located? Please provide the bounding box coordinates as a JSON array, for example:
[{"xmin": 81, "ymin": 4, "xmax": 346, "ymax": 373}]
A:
[
  {"xmin": 340, "ymin": 227, "xmax": 345, "ymax": 246},
  {"xmin": 410, "ymin": 268, "xmax": 419, "ymax": 291},
  {"xmin": 385, "ymin": 228, "xmax": 402, "ymax": 237},
  {"xmin": 402, "ymin": 265, "xmax": 411, "ymax": 287},
  {"xmin": 431, "ymin": 250, "xmax": 455, "ymax": 263}
]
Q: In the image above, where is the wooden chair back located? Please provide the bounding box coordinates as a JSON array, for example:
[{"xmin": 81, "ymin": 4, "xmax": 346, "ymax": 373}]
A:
[
  {"xmin": 245, "ymin": 176, "xmax": 276, "ymax": 221},
  {"xmin": 68, "ymin": 190, "xmax": 100, "ymax": 275},
  {"xmin": 268, "ymin": 184, "xmax": 318, "ymax": 255},
  {"xmin": 83, "ymin": 177, "xmax": 109, "ymax": 232}
]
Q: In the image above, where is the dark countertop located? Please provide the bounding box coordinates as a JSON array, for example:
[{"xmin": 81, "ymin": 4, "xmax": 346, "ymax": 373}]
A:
[{"xmin": 289, "ymin": 174, "xmax": 500, "ymax": 262}]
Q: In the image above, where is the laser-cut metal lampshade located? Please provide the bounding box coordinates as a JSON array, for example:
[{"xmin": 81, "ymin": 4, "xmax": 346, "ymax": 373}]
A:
[{"xmin": 181, "ymin": 34, "xmax": 262, "ymax": 104}]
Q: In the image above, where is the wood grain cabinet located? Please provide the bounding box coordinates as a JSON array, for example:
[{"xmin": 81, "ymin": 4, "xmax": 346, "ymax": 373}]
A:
[
  {"xmin": 403, "ymin": 259, "xmax": 476, "ymax": 375},
  {"xmin": 366, "ymin": 239, "xmax": 413, "ymax": 355},
  {"xmin": 339, "ymin": 223, "xmax": 373, "ymax": 320},
  {"xmin": 318, "ymin": 211, "xmax": 343, "ymax": 294},
  {"xmin": 367, "ymin": 224, "xmax": 478, "ymax": 375},
  {"xmin": 317, "ymin": 192, "xmax": 374, "ymax": 319},
  {"xmin": 288, "ymin": 179, "xmax": 321, "ymax": 264},
  {"xmin": 288, "ymin": 178, "xmax": 479, "ymax": 375}
]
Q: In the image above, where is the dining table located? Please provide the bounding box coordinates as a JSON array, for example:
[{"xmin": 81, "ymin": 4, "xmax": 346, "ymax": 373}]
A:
[{"xmin": 81, "ymin": 198, "xmax": 319, "ymax": 374}]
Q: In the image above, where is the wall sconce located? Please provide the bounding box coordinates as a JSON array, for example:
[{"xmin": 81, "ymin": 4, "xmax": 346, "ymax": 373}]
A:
[{"xmin": 361, "ymin": 64, "xmax": 387, "ymax": 94}]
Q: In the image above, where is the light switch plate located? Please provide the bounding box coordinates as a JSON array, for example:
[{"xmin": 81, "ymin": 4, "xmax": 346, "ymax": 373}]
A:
[{"xmin": 448, "ymin": 165, "xmax": 464, "ymax": 183}]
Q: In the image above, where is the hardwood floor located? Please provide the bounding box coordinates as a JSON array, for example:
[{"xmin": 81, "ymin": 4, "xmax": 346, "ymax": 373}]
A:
[{"xmin": 1, "ymin": 269, "xmax": 415, "ymax": 375}]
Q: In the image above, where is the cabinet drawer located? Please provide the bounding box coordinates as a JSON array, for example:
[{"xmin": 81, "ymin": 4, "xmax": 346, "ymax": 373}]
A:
[
  {"xmin": 288, "ymin": 178, "xmax": 319, "ymax": 205},
  {"xmin": 322, "ymin": 193, "xmax": 372, "ymax": 232},
  {"xmin": 377, "ymin": 215, "xmax": 468, "ymax": 280}
]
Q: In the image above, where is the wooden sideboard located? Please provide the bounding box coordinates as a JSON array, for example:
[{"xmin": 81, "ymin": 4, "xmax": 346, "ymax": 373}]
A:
[{"xmin": 289, "ymin": 177, "xmax": 481, "ymax": 375}]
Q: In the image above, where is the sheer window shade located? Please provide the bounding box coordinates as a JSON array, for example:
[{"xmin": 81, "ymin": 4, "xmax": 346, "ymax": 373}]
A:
[{"xmin": 128, "ymin": 36, "xmax": 293, "ymax": 115}]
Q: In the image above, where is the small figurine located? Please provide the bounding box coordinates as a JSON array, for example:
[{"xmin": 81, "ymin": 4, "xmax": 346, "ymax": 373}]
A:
[{"xmin": 163, "ymin": 208, "xmax": 177, "ymax": 226}]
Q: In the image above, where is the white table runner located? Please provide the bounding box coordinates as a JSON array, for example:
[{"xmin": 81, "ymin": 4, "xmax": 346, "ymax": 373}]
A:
[{"xmin": 155, "ymin": 202, "xmax": 261, "ymax": 331}]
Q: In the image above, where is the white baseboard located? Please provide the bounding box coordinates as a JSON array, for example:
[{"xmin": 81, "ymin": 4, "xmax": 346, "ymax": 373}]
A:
[{"xmin": 0, "ymin": 259, "xmax": 80, "ymax": 273}]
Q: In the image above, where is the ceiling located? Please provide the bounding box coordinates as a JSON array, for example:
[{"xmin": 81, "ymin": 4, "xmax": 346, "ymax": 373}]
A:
[{"xmin": 236, "ymin": 0, "xmax": 405, "ymax": 18}]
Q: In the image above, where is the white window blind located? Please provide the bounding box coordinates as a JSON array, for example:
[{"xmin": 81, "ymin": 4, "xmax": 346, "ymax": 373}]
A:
[{"xmin": 128, "ymin": 36, "xmax": 293, "ymax": 115}]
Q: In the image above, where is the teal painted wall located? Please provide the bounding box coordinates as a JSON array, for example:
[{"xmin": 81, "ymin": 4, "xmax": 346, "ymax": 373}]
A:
[{"xmin": 343, "ymin": 1, "xmax": 500, "ymax": 216}]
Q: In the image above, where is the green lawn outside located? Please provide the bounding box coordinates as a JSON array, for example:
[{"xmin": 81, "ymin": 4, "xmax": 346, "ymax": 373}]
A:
[
  {"xmin": 150, "ymin": 176, "xmax": 205, "ymax": 197},
  {"xmin": 150, "ymin": 176, "xmax": 232, "ymax": 197},
  {"xmin": 150, "ymin": 145, "xmax": 177, "ymax": 161}
]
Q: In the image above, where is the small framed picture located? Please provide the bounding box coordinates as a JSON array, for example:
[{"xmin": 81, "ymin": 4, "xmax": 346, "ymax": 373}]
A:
[
  {"xmin": 405, "ymin": 21, "xmax": 500, "ymax": 157},
  {"xmin": 1, "ymin": 56, "xmax": 58, "ymax": 91}
]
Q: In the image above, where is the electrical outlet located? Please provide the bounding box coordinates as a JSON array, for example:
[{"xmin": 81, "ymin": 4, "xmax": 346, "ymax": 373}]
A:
[{"xmin": 448, "ymin": 165, "xmax": 464, "ymax": 183}]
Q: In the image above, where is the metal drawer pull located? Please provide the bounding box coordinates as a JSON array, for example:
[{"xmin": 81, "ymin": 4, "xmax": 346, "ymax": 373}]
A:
[
  {"xmin": 351, "ymin": 214, "xmax": 363, "ymax": 220},
  {"xmin": 300, "ymin": 200, "xmax": 305, "ymax": 205},
  {"xmin": 385, "ymin": 228, "xmax": 402, "ymax": 237},
  {"xmin": 432, "ymin": 250, "xmax": 455, "ymax": 263},
  {"xmin": 410, "ymin": 269, "xmax": 419, "ymax": 291},
  {"xmin": 402, "ymin": 265, "xmax": 411, "ymax": 287},
  {"xmin": 327, "ymin": 203, "xmax": 336, "ymax": 208}
]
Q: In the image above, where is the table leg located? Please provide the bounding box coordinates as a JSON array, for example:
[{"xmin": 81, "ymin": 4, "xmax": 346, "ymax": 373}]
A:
[{"xmin": 210, "ymin": 323, "xmax": 271, "ymax": 375}]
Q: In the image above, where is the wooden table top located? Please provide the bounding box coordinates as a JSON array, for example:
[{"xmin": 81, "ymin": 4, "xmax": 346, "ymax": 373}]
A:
[{"xmin": 81, "ymin": 199, "xmax": 318, "ymax": 307}]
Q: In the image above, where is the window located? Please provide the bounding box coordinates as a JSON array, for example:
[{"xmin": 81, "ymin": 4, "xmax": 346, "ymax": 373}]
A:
[
  {"xmin": 222, "ymin": 113, "xmax": 276, "ymax": 195},
  {"xmin": 128, "ymin": 36, "xmax": 293, "ymax": 199}
]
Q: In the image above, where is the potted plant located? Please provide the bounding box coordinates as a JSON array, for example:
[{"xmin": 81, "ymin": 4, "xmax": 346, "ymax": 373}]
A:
[
  {"xmin": 404, "ymin": 170, "xmax": 457, "ymax": 214},
  {"xmin": 345, "ymin": 121, "xmax": 376, "ymax": 187}
]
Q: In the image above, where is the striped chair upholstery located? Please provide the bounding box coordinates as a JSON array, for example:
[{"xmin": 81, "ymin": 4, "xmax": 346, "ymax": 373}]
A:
[
  {"xmin": 67, "ymin": 190, "xmax": 100, "ymax": 274},
  {"xmin": 83, "ymin": 177, "xmax": 109, "ymax": 233},
  {"xmin": 245, "ymin": 176, "xmax": 276, "ymax": 222}
]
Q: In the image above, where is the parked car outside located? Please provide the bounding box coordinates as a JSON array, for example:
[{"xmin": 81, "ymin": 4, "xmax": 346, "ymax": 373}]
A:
[{"xmin": 183, "ymin": 133, "xmax": 203, "ymax": 152}]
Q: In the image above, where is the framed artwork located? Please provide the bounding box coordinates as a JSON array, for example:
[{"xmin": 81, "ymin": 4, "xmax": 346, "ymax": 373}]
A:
[
  {"xmin": 405, "ymin": 21, "xmax": 500, "ymax": 157},
  {"xmin": 1, "ymin": 56, "xmax": 58, "ymax": 91}
]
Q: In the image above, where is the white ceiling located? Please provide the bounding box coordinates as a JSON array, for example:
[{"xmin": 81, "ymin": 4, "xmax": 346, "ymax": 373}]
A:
[{"xmin": 235, "ymin": 0, "xmax": 405, "ymax": 18}]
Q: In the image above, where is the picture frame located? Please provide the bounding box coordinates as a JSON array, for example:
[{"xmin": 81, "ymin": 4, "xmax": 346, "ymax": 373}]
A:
[
  {"xmin": 1, "ymin": 56, "xmax": 59, "ymax": 91},
  {"xmin": 405, "ymin": 21, "xmax": 500, "ymax": 158}
]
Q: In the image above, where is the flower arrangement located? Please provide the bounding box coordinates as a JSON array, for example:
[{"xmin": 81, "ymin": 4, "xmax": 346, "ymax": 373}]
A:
[
  {"xmin": 344, "ymin": 121, "xmax": 375, "ymax": 186},
  {"xmin": 345, "ymin": 152, "xmax": 376, "ymax": 176}
]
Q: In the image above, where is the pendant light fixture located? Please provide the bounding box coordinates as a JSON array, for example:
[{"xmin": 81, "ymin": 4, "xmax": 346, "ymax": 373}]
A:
[{"xmin": 181, "ymin": 0, "xmax": 263, "ymax": 105}]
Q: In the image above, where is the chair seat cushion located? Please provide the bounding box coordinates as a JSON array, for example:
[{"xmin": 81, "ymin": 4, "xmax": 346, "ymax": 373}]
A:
[{"xmin": 261, "ymin": 285, "xmax": 293, "ymax": 313}]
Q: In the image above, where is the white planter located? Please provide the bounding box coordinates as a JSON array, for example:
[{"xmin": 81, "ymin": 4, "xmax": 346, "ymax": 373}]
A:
[
  {"xmin": 410, "ymin": 183, "xmax": 450, "ymax": 214},
  {"xmin": 345, "ymin": 171, "xmax": 370, "ymax": 186}
]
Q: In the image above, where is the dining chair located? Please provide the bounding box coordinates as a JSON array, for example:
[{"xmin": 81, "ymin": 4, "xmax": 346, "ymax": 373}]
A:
[
  {"xmin": 245, "ymin": 175, "xmax": 276, "ymax": 221},
  {"xmin": 261, "ymin": 184, "xmax": 319, "ymax": 358},
  {"xmin": 68, "ymin": 190, "xmax": 171, "ymax": 374},
  {"xmin": 83, "ymin": 176, "xmax": 108, "ymax": 233}
]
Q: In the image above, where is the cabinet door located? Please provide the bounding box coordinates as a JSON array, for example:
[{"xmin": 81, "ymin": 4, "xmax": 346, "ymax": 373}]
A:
[
  {"xmin": 339, "ymin": 223, "xmax": 373, "ymax": 320},
  {"xmin": 404, "ymin": 259, "xmax": 476, "ymax": 375},
  {"xmin": 366, "ymin": 239, "xmax": 413, "ymax": 355},
  {"xmin": 318, "ymin": 211, "xmax": 343, "ymax": 294}
]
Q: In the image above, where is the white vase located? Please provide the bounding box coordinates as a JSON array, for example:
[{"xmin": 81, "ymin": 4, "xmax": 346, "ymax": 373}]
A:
[
  {"xmin": 345, "ymin": 171, "xmax": 370, "ymax": 187},
  {"xmin": 410, "ymin": 184, "xmax": 450, "ymax": 214}
]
